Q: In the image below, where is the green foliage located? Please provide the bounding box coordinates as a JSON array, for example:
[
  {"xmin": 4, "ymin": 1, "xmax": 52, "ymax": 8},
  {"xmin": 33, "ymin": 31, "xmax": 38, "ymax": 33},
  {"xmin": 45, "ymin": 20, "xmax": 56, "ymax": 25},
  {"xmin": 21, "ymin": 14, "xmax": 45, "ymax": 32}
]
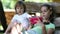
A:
[
  {"xmin": 1, "ymin": 0, "xmax": 52, "ymax": 9},
  {"xmin": 25, "ymin": 0, "xmax": 52, "ymax": 3},
  {"xmin": 1, "ymin": 0, "xmax": 17, "ymax": 9}
]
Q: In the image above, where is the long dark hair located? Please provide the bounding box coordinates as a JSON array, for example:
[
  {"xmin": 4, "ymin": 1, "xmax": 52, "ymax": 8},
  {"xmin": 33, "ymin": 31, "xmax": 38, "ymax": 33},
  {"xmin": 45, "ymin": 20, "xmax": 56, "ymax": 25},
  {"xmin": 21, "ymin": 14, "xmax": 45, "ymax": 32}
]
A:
[
  {"xmin": 15, "ymin": 1, "xmax": 26, "ymax": 14},
  {"xmin": 40, "ymin": 4, "xmax": 56, "ymax": 23}
]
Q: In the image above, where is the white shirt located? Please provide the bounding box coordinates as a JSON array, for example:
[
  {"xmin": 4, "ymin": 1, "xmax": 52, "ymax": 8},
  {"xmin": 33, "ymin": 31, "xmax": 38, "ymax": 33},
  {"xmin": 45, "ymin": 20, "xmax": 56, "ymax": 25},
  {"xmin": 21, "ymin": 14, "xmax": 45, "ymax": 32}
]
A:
[{"xmin": 11, "ymin": 12, "xmax": 31, "ymax": 29}]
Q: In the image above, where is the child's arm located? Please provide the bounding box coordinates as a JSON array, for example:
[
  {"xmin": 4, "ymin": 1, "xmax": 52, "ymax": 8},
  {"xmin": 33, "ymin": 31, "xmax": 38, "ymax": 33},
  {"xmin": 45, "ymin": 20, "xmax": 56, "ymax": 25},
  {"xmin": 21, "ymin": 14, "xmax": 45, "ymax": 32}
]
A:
[
  {"xmin": 27, "ymin": 17, "xmax": 33, "ymax": 30},
  {"xmin": 5, "ymin": 15, "xmax": 17, "ymax": 34},
  {"xmin": 5, "ymin": 19, "xmax": 17, "ymax": 34},
  {"xmin": 4, "ymin": 22, "xmax": 14, "ymax": 34},
  {"xmin": 28, "ymin": 23, "xmax": 32, "ymax": 30},
  {"xmin": 42, "ymin": 24, "xmax": 47, "ymax": 34}
]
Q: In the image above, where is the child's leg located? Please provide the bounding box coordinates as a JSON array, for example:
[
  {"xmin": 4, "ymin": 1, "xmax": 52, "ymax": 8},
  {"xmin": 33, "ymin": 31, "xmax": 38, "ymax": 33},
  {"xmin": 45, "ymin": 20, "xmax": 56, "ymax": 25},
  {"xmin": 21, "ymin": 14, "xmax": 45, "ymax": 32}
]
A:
[
  {"xmin": 10, "ymin": 25, "xmax": 18, "ymax": 34},
  {"xmin": 10, "ymin": 23, "xmax": 22, "ymax": 34}
]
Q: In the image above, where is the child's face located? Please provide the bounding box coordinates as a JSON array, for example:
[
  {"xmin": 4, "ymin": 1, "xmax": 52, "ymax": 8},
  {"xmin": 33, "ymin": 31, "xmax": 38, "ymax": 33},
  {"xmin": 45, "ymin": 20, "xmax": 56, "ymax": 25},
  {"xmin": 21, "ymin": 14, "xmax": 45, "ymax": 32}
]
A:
[
  {"xmin": 16, "ymin": 4, "xmax": 24, "ymax": 15},
  {"xmin": 41, "ymin": 6, "xmax": 52, "ymax": 19}
]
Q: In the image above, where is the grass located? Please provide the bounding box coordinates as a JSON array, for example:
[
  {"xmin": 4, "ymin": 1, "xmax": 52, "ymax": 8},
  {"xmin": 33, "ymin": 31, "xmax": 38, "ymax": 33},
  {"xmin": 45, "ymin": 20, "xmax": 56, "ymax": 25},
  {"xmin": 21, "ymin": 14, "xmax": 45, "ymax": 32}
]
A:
[
  {"xmin": 0, "ymin": 24, "xmax": 4, "ymax": 30},
  {"xmin": 0, "ymin": 33, "xmax": 3, "ymax": 34},
  {"xmin": 0, "ymin": 24, "xmax": 4, "ymax": 34}
]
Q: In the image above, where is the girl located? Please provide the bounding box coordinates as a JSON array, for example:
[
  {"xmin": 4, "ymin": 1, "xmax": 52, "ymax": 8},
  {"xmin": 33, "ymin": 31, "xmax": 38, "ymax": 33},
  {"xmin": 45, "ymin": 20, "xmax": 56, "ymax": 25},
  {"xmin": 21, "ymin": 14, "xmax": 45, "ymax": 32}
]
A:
[
  {"xmin": 28, "ymin": 4, "xmax": 55, "ymax": 34},
  {"xmin": 31, "ymin": 4, "xmax": 55, "ymax": 34},
  {"xmin": 4, "ymin": 1, "xmax": 31, "ymax": 34}
]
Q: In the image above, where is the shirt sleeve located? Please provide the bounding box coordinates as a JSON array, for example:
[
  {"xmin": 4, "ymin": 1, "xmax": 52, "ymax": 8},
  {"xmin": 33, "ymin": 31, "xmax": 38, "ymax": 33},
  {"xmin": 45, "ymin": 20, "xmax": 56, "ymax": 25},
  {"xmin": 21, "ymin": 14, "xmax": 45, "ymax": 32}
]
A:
[
  {"xmin": 24, "ymin": 13, "xmax": 31, "ymax": 19},
  {"xmin": 50, "ymin": 23, "xmax": 55, "ymax": 29},
  {"xmin": 11, "ymin": 15, "xmax": 17, "ymax": 23},
  {"xmin": 47, "ymin": 23, "xmax": 55, "ymax": 30}
]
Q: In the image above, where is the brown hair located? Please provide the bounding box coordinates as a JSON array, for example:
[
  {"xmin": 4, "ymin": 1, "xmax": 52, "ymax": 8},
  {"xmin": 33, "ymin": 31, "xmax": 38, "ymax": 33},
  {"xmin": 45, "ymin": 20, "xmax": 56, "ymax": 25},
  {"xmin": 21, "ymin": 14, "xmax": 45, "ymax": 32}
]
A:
[
  {"xmin": 40, "ymin": 4, "xmax": 56, "ymax": 23},
  {"xmin": 15, "ymin": 1, "xmax": 26, "ymax": 14}
]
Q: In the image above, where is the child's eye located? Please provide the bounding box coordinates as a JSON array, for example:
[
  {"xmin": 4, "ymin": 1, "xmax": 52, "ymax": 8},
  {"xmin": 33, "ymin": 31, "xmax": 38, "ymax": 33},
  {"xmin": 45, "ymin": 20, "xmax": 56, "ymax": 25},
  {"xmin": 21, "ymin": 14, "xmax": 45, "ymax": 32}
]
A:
[
  {"xmin": 40, "ymin": 10, "xmax": 47, "ymax": 13},
  {"xmin": 44, "ymin": 10, "xmax": 47, "ymax": 12},
  {"xmin": 17, "ymin": 7, "xmax": 20, "ymax": 9},
  {"xmin": 44, "ymin": 10, "xmax": 48, "ymax": 12},
  {"xmin": 20, "ymin": 8, "xmax": 23, "ymax": 9}
]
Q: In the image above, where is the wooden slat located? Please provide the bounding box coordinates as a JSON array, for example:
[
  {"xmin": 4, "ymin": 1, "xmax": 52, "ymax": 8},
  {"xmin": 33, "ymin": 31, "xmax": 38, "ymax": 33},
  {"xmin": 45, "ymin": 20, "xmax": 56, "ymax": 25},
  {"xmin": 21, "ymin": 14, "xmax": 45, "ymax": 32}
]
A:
[{"xmin": 5, "ymin": 12, "xmax": 15, "ymax": 25}]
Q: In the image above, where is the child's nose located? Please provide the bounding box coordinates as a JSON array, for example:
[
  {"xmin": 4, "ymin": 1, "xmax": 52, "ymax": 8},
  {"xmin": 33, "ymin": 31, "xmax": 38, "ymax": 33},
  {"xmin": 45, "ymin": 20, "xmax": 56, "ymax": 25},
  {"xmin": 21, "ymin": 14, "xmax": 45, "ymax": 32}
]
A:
[{"xmin": 43, "ymin": 12, "xmax": 45, "ymax": 14}]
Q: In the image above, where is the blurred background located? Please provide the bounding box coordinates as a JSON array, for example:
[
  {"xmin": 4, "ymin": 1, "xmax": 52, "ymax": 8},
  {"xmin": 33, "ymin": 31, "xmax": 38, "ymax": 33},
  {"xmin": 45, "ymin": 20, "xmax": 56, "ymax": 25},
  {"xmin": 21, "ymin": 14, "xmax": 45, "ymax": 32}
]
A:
[{"xmin": 0, "ymin": 0, "xmax": 60, "ymax": 34}]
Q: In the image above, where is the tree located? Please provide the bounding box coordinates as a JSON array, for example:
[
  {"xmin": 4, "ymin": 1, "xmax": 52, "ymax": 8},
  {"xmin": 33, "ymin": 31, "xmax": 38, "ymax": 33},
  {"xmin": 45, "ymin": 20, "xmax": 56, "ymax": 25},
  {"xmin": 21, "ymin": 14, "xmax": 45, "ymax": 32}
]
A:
[{"xmin": 0, "ymin": 1, "xmax": 7, "ymax": 32}]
